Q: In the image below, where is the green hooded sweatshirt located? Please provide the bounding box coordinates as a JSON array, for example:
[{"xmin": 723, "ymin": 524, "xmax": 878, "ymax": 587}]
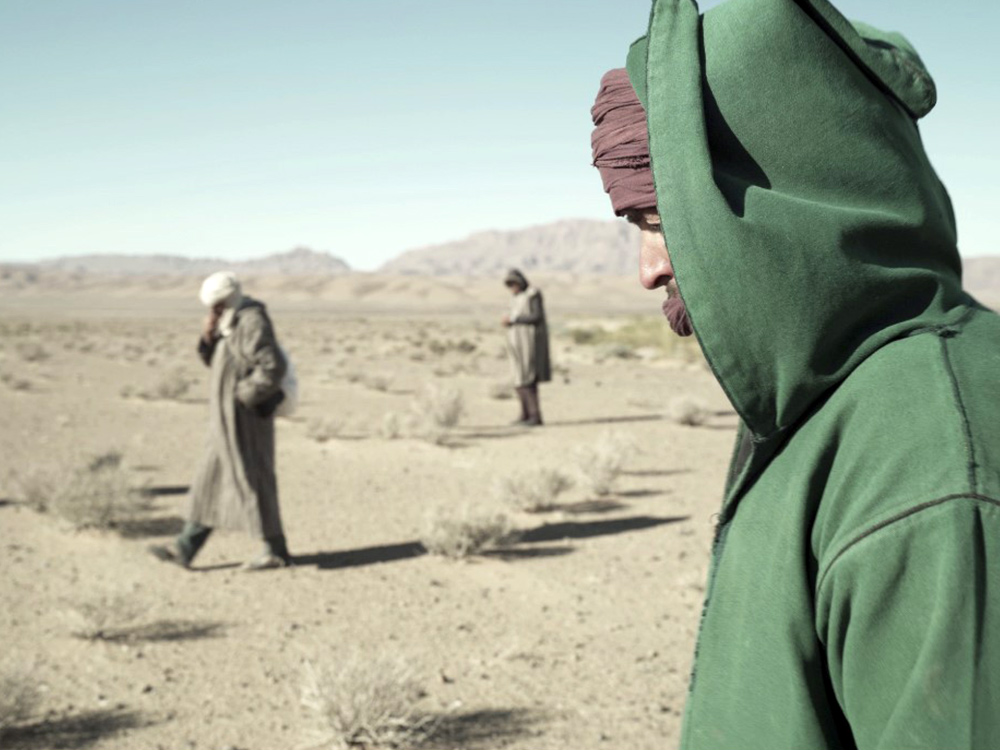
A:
[{"xmin": 626, "ymin": 1, "xmax": 1000, "ymax": 748}]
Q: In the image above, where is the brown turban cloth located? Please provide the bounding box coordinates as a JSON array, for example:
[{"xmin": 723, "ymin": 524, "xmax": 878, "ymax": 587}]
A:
[{"xmin": 590, "ymin": 68, "xmax": 656, "ymax": 216}]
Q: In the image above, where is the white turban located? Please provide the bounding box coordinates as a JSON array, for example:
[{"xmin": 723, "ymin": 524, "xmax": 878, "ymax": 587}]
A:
[{"xmin": 199, "ymin": 271, "xmax": 242, "ymax": 308}]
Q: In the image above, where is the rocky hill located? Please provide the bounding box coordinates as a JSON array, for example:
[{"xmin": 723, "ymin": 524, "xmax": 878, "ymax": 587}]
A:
[{"xmin": 380, "ymin": 219, "xmax": 640, "ymax": 277}]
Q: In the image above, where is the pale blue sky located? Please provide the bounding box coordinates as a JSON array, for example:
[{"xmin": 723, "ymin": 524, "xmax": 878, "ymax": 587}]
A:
[{"xmin": 1, "ymin": 0, "xmax": 996, "ymax": 270}]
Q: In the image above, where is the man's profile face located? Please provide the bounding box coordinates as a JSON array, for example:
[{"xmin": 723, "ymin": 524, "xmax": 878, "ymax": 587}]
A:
[{"xmin": 627, "ymin": 210, "xmax": 693, "ymax": 337}]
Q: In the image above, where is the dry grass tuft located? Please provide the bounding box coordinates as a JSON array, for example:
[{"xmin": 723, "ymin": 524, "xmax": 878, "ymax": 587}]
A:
[
  {"xmin": 421, "ymin": 504, "xmax": 514, "ymax": 559},
  {"xmin": 0, "ymin": 372, "xmax": 32, "ymax": 391},
  {"xmin": 487, "ymin": 381, "xmax": 513, "ymax": 400},
  {"xmin": 301, "ymin": 653, "xmax": 433, "ymax": 749},
  {"xmin": 669, "ymin": 396, "xmax": 711, "ymax": 427},
  {"xmin": 307, "ymin": 418, "xmax": 345, "ymax": 443},
  {"xmin": 15, "ymin": 452, "xmax": 148, "ymax": 530},
  {"xmin": 139, "ymin": 368, "xmax": 192, "ymax": 401},
  {"xmin": 405, "ymin": 385, "xmax": 464, "ymax": 445},
  {"xmin": 575, "ymin": 431, "xmax": 635, "ymax": 496},
  {"xmin": 15, "ymin": 341, "xmax": 49, "ymax": 363},
  {"xmin": 64, "ymin": 590, "xmax": 149, "ymax": 640},
  {"xmin": 380, "ymin": 412, "xmax": 403, "ymax": 440},
  {"xmin": 363, "ymin": 374, "xmax": 393, "ymax": 393},
  {"xmin": 494, "ymin": 469, "xmax": 574, "ymax": 513}
]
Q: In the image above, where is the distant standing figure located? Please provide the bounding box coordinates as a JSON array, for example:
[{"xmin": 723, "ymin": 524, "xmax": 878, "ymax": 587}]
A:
[
  {"xmin": 502, "ymin": 269, "xmax": 550, "ymax": 426},
  {"xmin": 151, "ymin": 271, "xmax": 291, "ymax": 571}
]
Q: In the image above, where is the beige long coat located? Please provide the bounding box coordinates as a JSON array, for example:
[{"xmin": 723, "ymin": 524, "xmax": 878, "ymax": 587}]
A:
[
  {"xmin": 506, "ymin": 287, "xmax": 551, "ymax": 387},
  {"xmin": 188, "ymin": 298, "xmax": 287, "ymax": 539}
]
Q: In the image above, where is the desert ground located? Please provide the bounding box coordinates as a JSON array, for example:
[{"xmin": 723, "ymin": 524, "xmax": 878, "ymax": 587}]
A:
[{"xmin": 0, "ymin": 274, "xmax": 737, "ymax": 750}]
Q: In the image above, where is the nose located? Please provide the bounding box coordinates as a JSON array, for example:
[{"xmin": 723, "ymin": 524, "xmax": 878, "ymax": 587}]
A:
[{"xmin": 638, "ymin": 228, "xmax": 672, "ymax": 290}]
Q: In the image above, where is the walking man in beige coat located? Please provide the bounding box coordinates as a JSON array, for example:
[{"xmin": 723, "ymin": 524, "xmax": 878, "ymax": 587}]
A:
[
  {"xmin": 502, "ymin": 268, "xmax": 550, "ymax": 426},
  {"xmin": 151, "ymin": 271, "xmax": 291, "ymax": 571}
]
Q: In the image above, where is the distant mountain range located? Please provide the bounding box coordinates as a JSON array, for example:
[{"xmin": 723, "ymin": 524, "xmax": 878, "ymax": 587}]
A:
[
  {"xmin": 379, "ymin": 219, "xmax": 639, "ymax": 276},
  {"xmin": 2, "ymin": 222, "xmax": 998, "ymax": 305},
  {"xmin": 2, "ymin": 246, "xmax": 350, "ymax": 277}
]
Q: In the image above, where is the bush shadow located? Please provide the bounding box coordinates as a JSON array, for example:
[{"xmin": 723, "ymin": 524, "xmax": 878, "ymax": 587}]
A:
[
  {"xmin": 420, "ymin": 707, "xmax": 546, "ymax": 749},
  {"xmin": 139, "ymin": 485, "xmax": 189, "ymax": 498},
  {"xmin": 95, "ymin": 619, "xmax": 226, "ymax": 643},
  {"xmin": 115, "ymin": 515, "xmax": 186, "ymax": 539},
  {"xmin": 553, "ymin": 499, "xmax": 628, "ymax": 514},
  {"xmin": 3, "ymin": 708, "xmax": 150, "ymax": 749},
  {"xmin": 545, "ymin": 414, "xmax": 664, "ymax": 428},
  {"xmin": 518, "ymin": 515, "xmax": 687, "ymax": 544}
]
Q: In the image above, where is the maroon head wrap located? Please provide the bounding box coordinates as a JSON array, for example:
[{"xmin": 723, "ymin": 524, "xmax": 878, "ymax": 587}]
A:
[{"xmin": 590, "ymin": 68, "xmax": 656, "ymax": 216}]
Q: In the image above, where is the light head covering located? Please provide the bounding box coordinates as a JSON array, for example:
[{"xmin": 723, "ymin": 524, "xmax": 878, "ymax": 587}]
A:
[
  {"xmin": 199, "ymin": 271, "xmax": 243, "ymax": 309},
  {"xmin": 504, "ymin": 268, "xmax": 529, "ymax": 291},
  {"xmin": 590, "ymin": 68, "xmax": 657, "ymax": 216}
]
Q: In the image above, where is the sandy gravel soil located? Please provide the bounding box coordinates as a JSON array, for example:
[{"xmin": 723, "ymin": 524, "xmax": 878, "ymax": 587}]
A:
[{"xmin": 0, "ymin": 290, "xmax": 735, "ymax": 750}]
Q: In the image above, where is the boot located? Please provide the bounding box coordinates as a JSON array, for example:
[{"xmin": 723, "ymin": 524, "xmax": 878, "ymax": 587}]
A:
[
  {"xmin": 243, "ymin": 534, "xmax": 292, "ymax": 571},
  {"xmin": 149, "ymin": 521, "xmax": 212, "ymax": 569}
]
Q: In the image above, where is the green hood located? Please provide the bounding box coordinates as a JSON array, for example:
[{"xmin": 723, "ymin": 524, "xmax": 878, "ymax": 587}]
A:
[{"xmin": 627, "ymin": 0, "xmax": 967, "ymax": 440}]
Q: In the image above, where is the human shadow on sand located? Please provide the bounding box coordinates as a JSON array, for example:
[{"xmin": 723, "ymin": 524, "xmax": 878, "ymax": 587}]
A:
[
  {"xmin": 3, "ymin": 708, "xmax": 150, "ymax": 749},
  {"xmin": 294, "ymin": 515, "xmax": 686, "ymax": 571},
  {"xmin": 419, "ymin": 707, "xmax": 547, "ymax": 748}
]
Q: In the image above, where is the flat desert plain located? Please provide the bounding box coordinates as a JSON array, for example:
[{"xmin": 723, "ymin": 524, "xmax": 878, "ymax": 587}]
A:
[{"xmin": 0, "ymin": 274, "xmax": 736, "ymax": 750}]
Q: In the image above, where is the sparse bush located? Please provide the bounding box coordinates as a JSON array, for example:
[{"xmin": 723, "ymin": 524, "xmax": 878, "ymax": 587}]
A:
[
  {"xmin": 494, "ymin": 468, "xmax": 574, "ymax": 513},
  {"xmin": 142, "ymin": 368, "xmax": 191, "ymax": 401},
  {"xmin": 566, "ymin": 317, "xmax": 703, "ymax": 361},
  {"xmin": 0, "ymin": 372, "xmax": 32, "ymax": 391},
  {"xmin": 15, "ymin": 342, "xmax": 48, "ymax": 362},
  {"xmin": 364, "ymin": 374, "xmax": 393, "ymax": 393},
  {"xmin": 18, "ymin": 452, "xmax": 147, "ymax": 530},
  {"xmin": 64, "ymin": 590, "xmax": 148, "ymax": 640},
  {"xmin": 344, "ymin": 371, "xmax": 364, "ymax": 384},
  {"xmin": 576, "ymin": 431, "xmax": 635, "ymax": 496},
  {"xmin": 669, "ymin": 396, "xmax": 711, "ymax": 427},
  {"xmin": 380, "ymin": 412, "xmax": 402, "ymax": 440},
  {"xmin": 308, "ymin": 418, "xmax": 345, "ymax": 443},
  {"xmin": 301, "ymin": 653, "xmax": 433, "ymax": 750},
  {"xmin": 0, "ymin": 668, "xmax": 39, "ymax": 739},
  {"xmin": 596, "ymin": 342, "xmax": 636, "ymax": 361},
  {"xmin": 421, "ymin": 504, "xmax": 514, "ymax": 559},
  {"xmin": 487, "ymin": 381, "xmax": 513, "ymax": 400},
  {"xmin": 406, "ymin": 385, "xmax": 464, "ymax": 445}
]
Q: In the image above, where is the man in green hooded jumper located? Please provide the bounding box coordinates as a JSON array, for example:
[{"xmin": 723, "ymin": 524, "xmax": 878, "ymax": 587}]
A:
[{"xmin": 591, "ymin": 1, "xmax": 1000, "ymax": 748}]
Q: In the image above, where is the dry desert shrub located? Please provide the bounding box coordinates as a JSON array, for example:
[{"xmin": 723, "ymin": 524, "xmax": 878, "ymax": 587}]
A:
[
  {"xmin": 494, "ymin": 468, "xmax": 574, "ymax": 513},
  {"xmin": 17, "ymin": 452, "xmax": 148, "ymax": 530},
  {"xmin": 421, "ymin": 504, "xmax": 514, "ymax": 559},
  {"xmin": 64, "ymin": 590, "xmax": 149, "ymax": 640},
  {"xmin": 364, "ymin": 374, "xmax": 393, "ymax": 393},
  {"xmin": 0, "ymin": 668, "xmax": 40, "ymax": 740},
  {"xmin": 575, "ymin": 431, "xmax": 635, "ymax": 496},
  {"xmin": 15, "ymin": 341, "xmax": 49, "ymax": 362},
  {"xmin": 0, "ymin": 371, "xmax": 32, "ymax": 391},
  {"xmin": 567, "ymin": 317, "xmax": 703, "ymax": 361},
  {"xmin": 487, "ymin": 381, "xmax": 513, "ymax": 400},
  {"xmin": 380, "ymin": 412, "xmax": 403, "ymax": 440},
  {"xmin": 405, "ymin": 385, "xmax": 464, "ymax": 445},
  {"xmin": 308, "ymin": 418, "xmax": 345, "ymax": 443},
  {"xmin": 669, "ymin": 396, "xmax": 711, "ymax": 427},
  {"xmin": 139, "ymin": 368, "xmax": 192, "ymax": 401},
  {"xmin": 301, "ymin": 653, "xmax": 433, "ymax": 750}
]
